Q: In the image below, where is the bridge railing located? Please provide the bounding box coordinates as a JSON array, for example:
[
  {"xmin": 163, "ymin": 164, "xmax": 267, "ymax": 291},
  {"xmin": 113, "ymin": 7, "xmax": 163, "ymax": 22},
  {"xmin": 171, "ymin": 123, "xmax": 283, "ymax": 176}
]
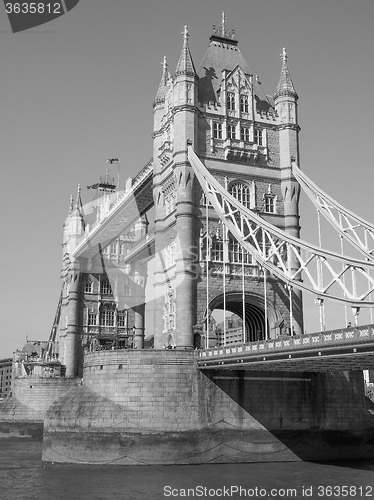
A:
[
  {"xmin": 122, "ymin": 229, "xmax": 155, "ymax": 262},
  {"xmin": 198, "ymin": 324, "xmax": 374, "ymax": 361},
  {"xmin": 101, "ymin": 159, "xmax": 154, "ymax": 223}
]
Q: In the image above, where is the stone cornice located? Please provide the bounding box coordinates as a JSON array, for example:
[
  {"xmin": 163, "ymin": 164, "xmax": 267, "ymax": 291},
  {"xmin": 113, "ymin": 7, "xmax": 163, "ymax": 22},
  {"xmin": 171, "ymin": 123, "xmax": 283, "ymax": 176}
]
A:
[
  {"xmin": 274, "ymin": 89, "xmax": 298, "ymax": 101},
  {"xmin": 172, "ymin": 104, "xmax": 201, "ymax": 117},
  {"xmin": 152, "ymin": 105, "xmax": 202, "ymax": 139},
  {"xmin": 277, "ymin": 124, "xmax": 301, "ymax": 132},
  {"xmin": 172, "ymin": 158, "xmax": 189, "ymax": 166}
]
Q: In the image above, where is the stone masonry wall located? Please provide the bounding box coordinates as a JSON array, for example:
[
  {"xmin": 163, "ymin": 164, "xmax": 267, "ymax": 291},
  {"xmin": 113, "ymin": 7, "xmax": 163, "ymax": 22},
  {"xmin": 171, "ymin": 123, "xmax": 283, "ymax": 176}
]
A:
[
  {"xmin": 42, "ymin": 350, "xmax": 374, "ymax": 465},
  {"xmin": 0, "ymin": 376, "xmax": 78, "ymax": 438},
  {"xmin": 0, "ymin": 376, "xmax": 78, "ymax": 423}
]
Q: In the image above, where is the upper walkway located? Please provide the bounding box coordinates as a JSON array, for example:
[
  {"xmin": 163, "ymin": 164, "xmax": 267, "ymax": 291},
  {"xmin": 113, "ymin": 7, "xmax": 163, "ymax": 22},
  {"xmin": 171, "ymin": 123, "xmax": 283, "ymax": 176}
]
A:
[
  {"xmin": 73, "ymin": 160, "xmax": 153, "ymax": 259},
  {"xmin": 197, "ymin": 324, "xmax": 374, "ymax": 372}
]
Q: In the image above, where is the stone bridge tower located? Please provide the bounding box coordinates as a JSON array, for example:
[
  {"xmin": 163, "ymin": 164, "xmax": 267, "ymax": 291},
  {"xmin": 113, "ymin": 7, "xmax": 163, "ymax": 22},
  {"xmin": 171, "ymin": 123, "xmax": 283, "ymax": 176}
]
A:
[{"xmin": 152, "ymin": 14, "xmax": 303, "ymax": 350}]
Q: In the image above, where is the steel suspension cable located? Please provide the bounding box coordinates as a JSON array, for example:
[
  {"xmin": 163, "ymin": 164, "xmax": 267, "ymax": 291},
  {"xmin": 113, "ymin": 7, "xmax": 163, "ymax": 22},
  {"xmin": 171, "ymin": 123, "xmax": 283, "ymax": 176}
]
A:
[
  {"xmin": 339, "ymin": 215, "xmax": 348, "ymax": 327},
  {"xmin": 222, "ymin": 177, "xmax": 229, "ymax": 347},
  {"xmin": 317, "ymin": 209, "xmax": 326, "ymax": 331},
  {"xmin": 205, "ymin": 192, "xmax": 209, "ymax": 349},
  {"xmin": 223, "ymin": 221, "xmax": 227, "ymax": 346},
  {"xmin": 241, "ymin": 218, "xmax": 246, "ymax": 344},
  {"xmin": 288, "ymin": 285, "xmax": 294, "ymax": 336},
  {"xmin": 365, "ymin": 230, "xmax": 374, "ymax": 323},
  {"xmin": 262, "ymin": 236, "xmax": 268, "ymax": 340},
  {"xmin": 264, "ymin": 267, "xmax": 268, "ymax": 340}
]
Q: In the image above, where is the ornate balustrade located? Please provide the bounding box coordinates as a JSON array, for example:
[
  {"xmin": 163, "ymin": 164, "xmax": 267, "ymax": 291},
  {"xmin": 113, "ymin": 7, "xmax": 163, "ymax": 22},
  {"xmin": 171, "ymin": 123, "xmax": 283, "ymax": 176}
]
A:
[{"xmin": 198, "ymin": 324, "xmax": 374, "ymax": 362}]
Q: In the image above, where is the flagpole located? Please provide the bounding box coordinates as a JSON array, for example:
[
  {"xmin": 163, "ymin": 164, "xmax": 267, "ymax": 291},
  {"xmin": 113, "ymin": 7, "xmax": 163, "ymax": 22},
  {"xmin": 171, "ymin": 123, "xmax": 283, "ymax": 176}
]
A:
[
  {"xmin": 106, "ymin": 157, "xmax": 120, "ymax": 200},
  {"xmin": 117, "ymin": 155, "xmax": 120, "ymax": 191}
]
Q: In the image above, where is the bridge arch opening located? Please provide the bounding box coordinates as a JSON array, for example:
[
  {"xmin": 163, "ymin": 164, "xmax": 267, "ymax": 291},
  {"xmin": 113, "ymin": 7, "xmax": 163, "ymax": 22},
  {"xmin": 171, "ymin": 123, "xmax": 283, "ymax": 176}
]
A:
[{"xmin": 207, "ymin": 292, "xmax": 283, "ymax": 346}]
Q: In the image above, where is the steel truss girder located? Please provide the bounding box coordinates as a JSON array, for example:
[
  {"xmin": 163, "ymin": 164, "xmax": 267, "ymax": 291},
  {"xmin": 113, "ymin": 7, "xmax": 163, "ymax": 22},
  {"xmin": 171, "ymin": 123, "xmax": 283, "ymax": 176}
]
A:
[
  {"xmin": 188, "ymin": 147, "xmax": 374, "ymax": 307},
  {"xmin": 292, "ymin": 163, "xmax": 374, "ymax": 260}
]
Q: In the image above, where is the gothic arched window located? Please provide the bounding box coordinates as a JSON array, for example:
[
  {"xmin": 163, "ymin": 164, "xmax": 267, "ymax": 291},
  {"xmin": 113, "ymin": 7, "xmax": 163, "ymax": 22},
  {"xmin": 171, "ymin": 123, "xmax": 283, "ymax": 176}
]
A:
[
  {"xmin": 227, "ymin": 92, "xmax": 235, "ymax": 111},
  {"xmin": 240, "ymin": 94, "xmax": 249, "ymax": 113},
  {"xmin": 212, "ymin": 240, "xmax": 224, "ymax": 262},
  {"xmin": 110, "ymin": 241, "xmax": 118, "ymax": 255},
  {"xmin": 229, "ymin": 182, "xmax": 251, "ymax": 209},
  {"xmin": 229, "ymin": 238, "xmax": 252, "ymax": 264},
  {"xmin": 254, "ymin": 129, "xmax": 263, "ymax": 146},
  {"xmin": 213, "ymin": 122, "xmax": 222, "ymax": 139},
  {"xmin": 99, "ymin": 304, "xmax": 115, "ymax": 327},
  {"xmin": 264, "ymin": 195, "xmax": 276, "ymax": 213},
  {"xmin": 100, "ymin": 279, "xmax": 112, "ymax": 295},
  {"xmin": 117, "ymin": 310, "xmax": 128, "ymax": 328},
  {"xmin": 227, "ymin": 124, "xmax": 236, "ymax": 140},
  {"xmin": 87, "ymin": 308, "xmax": 97, "ymax": 326},
  {"xmin": 84, "ymin": 280, "xmax": 93, "ymax": 294},
  {"xmin": 240, "ymin": 126, "xmax": 250, "ymax": 142}
]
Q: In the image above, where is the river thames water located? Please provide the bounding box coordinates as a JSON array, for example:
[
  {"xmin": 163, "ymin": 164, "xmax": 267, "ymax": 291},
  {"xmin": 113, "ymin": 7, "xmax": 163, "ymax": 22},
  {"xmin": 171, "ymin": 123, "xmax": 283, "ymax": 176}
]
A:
[{"xmin": 1, "ymin": 438, "xmax": 374, "ymax": 500}]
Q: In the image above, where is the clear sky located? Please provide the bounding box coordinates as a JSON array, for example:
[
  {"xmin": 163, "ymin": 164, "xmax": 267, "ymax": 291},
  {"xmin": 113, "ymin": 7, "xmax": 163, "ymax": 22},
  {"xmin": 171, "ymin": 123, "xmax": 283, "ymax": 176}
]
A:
[{"xmin": 1, "ymin": 0, "xmax": 374, "ymax": 357}]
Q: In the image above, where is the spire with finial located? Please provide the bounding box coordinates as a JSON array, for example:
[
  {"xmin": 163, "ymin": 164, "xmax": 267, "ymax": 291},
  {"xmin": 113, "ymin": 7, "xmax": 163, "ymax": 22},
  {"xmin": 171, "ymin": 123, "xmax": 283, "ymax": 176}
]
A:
[
  {"xmin": 175, "ymin": 25, "xmax": 196, "ymax": 77},
  {"xmin": 75, "ymin": 183, "xmax": 83, "ymax": 212},
  {"xmin": 274, "ymin": 47, "xmax": 297, "ymax": 99},
  {"xmin": 71, "ymin": 183, "xmax": 85, "ymax": 233},
  {"xmin": 154, "ymin": 56, "xmax": 169, "ymax": 105},
  {"xmin": 69, "ymin": 194, "xmax": 74, "ymax": 214},
  {"xmin": 64, "ymin": 185, "xmax": 85, "ymax": 244},
  {"xmin": 211, "ymin": 11, "xmax": 236, "ymax": 43},
  {"xmin": 221, "ymin": 12, "xmax": 226, "ymax": 37},
  {"xmin": 182, "ymin": 24, "xmax": 189, "ymax": 42}
]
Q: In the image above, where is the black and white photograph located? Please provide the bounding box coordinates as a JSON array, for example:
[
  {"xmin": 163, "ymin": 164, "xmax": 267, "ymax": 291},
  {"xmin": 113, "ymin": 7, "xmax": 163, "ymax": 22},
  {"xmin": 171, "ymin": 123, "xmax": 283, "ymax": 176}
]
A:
[{"xmin": 1, "ymin": 1, "xmax": 374, "ymax": 498}]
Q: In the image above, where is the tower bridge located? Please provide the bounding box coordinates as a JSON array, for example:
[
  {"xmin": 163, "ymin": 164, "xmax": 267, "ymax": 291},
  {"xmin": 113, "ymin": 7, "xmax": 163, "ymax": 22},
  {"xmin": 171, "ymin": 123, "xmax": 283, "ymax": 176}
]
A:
[
  {"xmin": 53, "ymin": 14, "xmax": 374, "ymax": 378},
  {"xmin": 30, "ymin": 13, "xmax": 374, "ymax": 466}
]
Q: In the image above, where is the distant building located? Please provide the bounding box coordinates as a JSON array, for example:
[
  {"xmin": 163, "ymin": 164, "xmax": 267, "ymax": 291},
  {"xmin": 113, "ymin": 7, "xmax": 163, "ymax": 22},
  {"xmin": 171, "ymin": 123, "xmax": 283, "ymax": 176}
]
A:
[
  {"xmin": 0, "ymin": 358, "xmax": 12, "ymax": 397},
  {"xmin": 13, "ymin": 340, "xmax": 61, "ymax": 378},
  {"xmin": 215, "ymin": 313, "xmax": 245, "ymax": 346}
]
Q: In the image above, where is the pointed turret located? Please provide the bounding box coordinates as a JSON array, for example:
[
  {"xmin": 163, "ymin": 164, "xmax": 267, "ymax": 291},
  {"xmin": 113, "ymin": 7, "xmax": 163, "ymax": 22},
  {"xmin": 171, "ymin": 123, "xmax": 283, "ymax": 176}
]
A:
[
  {"xmin": 153, "ymin": 56, "xmax": 171, "ymax": 139},
  {"xmin": 63, "ymin": 194, "xmax": 74, "ymax": 249},
  {"xmin": 68, "ymin": 194, "xmax": 74, "ymax": 214},
  {"xmin": 175, "ymin": 26, "xmax": 196, "ymax": 77},
  {"xmin": 274, "ymin": 48, "xmax": 297, "ymax": 100},
  {"xmin": 71, "ymin": 184, "xmax": 85, "ymax": 234},
  {"xmin": 172, "ymin": 24, "xmax": 198, "ymax": 142},
  {"xmin": 63, "ymin": 184, "xmax": 86, "ymax": 256},
  {"xmin": 63, "ymin": 184, "xmax": 84, "ymax": 378},
  {"xmin": 75, "ymin": 183, "xmax": 83, "ymax": 212},
  {"xmin": 274, "ymin": 48, "xmax": 301, "ymax": 332},
  {"xmin": 274, "ymin": 47, "xmax": 299, "ymax": 127},
  {"xmin": 172, "ymin": 25, "xmax": 198, "ymax": 110},
  {"xmin": 154, "ymin": 56, "xmax": 169, "ymax": 105}
]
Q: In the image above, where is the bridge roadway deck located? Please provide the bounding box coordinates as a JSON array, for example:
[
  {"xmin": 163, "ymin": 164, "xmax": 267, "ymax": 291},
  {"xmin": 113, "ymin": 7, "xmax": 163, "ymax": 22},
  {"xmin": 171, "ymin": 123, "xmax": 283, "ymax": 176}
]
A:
[{"xmin": 197, "ymin": 324, "xmax": 374, "ymax": 372}]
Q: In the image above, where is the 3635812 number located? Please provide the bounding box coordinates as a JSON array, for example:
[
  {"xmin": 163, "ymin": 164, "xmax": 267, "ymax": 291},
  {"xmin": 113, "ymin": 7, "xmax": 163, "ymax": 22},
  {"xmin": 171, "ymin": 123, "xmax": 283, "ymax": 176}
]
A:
[
  {"xmin": 317, "ymin": 485, "xmax": 373, "ymax": 497},
  {"xmin": 5, "ymin": 3, "xmax": 62, "ymax": 14}
]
